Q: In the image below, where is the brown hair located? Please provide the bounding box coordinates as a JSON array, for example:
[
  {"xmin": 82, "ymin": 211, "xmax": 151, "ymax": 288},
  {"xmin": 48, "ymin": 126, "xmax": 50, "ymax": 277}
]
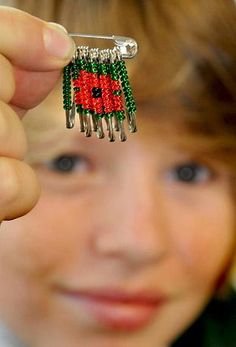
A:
[{"xmin": 14, "ymin": 0, "xmax": 236, "ymax": 167}]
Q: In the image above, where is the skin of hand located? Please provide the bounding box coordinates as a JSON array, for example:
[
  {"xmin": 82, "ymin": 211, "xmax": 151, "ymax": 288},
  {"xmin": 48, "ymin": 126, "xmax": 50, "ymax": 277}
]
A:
[{"xmin": 0, "ymin": 6, "xmax": 75, "ymax": 221}]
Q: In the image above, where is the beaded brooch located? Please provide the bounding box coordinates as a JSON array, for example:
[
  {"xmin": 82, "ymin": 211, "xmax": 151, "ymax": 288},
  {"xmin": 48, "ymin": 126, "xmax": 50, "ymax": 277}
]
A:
[{"xmin": 62, "ymin": 34, "xmax": 138, "ymax": 142}]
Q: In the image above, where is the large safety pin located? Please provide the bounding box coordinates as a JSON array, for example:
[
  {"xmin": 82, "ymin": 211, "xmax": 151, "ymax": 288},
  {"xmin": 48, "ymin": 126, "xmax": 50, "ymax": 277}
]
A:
[{"xmin": 69, "ymin": 33, "xmax": 138, "ymax": 59}]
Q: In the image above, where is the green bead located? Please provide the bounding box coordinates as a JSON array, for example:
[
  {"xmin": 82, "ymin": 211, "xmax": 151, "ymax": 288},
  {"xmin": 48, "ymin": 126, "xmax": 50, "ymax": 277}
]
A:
[
  {"xmin": 90, "ymin": 62, "xmax": 99, "ymax": 73},
  {"xmin": 115, "ymin": 111, "xmax": 125, "ymax": 121},
  {"xmin": 76, "ymin": 105, "xmax": 83, "ymax": 113},
  {"xmin": 95, "ymin": 113, "xmax": 103, "ymax": 120},
  {"xmin": 63, "ymin": 104, "xmax": 71, "ymax": 110},
  {"xmin": 83, "ymin": 109, "xmax": 91, "ymax": 115},
  {"xmin": 113, "ymin": 90, "xmax": 122, "ymax": 96},
  {"xmin": 109, "ymin": 63, "xmax": 120, "ymax": 80},
  {"xmin": 105, "ymin": 112, "xmax": 113, "ymax": 119},
  {"xmin": 63, "ymin": 90, "xmax": 71, "ymax": 95},
  {"xmin": 99, "ymin": 63, "xmax": 108, "ymax": 75}
]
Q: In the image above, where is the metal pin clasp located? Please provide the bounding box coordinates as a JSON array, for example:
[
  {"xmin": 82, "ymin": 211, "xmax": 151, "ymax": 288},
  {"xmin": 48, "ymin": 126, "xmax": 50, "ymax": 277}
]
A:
[{"xmin": 69, "ymin": 33, "xmax": 138, "ymax": 59}]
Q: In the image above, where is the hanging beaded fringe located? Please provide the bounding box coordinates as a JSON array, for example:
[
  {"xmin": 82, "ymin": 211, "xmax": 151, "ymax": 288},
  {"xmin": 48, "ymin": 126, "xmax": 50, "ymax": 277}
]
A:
[{"xmin": 62, "ymin": 46, "xmax": 137, "ymax": 142}]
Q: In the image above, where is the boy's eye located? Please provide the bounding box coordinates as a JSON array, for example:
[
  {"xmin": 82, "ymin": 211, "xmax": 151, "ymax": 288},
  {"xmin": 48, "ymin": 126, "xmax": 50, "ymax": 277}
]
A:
[
  {"xmin": 46, "ymin": 155, "xmax": 87, "ymax": 174},
  {"xmin": 167, "ymin": 162, "xmax": 212, "ymax": 184}
]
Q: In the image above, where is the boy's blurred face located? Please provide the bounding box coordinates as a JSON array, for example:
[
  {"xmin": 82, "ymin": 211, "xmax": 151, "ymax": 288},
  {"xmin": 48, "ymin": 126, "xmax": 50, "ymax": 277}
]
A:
[{"xmin": 0, "ymin": 84, "xmax": 234, "ymax": 347}]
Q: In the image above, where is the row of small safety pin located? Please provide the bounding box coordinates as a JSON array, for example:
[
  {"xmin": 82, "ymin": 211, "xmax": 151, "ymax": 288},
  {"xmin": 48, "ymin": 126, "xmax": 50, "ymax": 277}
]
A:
[{"xmin": 67, "ymin": 104, "xmax": 132, "ymax": 142}]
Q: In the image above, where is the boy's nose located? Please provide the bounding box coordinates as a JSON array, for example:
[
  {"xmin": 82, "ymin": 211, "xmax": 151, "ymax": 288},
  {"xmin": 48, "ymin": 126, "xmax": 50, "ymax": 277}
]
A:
[{"xmin": 92, "ymin": 170, "xmax": 168, "ymax": 268}]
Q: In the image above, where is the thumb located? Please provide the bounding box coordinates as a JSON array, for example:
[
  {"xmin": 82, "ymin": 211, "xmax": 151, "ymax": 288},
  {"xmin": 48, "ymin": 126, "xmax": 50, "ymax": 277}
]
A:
[
  {"xmin": 0, "ymin": 7, "xmax": 75, "ymax": 70},
  {"xmin": 0, "ymin": 7, "xmax": 75, "ymax": 112}
]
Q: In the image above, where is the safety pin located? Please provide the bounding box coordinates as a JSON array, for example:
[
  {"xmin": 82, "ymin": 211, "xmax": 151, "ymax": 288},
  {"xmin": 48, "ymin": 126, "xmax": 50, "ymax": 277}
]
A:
[{"xmin": 69, "ymin": 33, "xmax": 138, "ymax": 59}]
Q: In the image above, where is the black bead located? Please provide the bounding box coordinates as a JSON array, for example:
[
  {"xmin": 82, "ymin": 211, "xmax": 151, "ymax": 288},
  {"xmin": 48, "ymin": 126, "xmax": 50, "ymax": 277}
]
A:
[{"xmin": 92, "ymin": 87, "xmax": 102, "ymax": 98}]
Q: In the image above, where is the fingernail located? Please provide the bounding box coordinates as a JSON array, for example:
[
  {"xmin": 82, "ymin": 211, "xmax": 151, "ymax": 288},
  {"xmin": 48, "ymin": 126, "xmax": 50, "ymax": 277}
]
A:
[{"xmin": 43, "ymin": 22, "xmax": 75, "ymax": 60}]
